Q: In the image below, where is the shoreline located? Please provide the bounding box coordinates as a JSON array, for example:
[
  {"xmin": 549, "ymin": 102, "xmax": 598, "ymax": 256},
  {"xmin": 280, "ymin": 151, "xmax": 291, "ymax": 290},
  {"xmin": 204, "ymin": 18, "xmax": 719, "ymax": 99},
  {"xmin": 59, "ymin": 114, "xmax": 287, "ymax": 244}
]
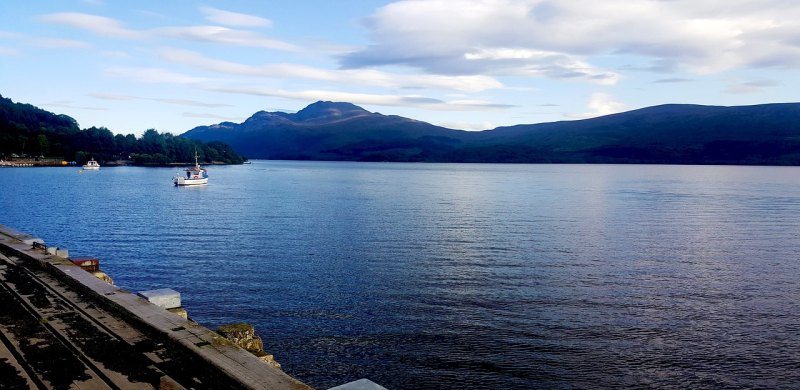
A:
[{"xmin": 0, "ymin": 159, "xmax": 246, "ymax": 168}]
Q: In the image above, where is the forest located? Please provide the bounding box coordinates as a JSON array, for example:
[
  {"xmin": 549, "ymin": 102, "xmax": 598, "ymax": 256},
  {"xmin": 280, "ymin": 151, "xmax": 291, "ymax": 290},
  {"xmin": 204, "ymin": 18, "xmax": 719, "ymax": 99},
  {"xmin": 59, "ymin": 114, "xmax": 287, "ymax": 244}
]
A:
[{"xmin": 0, "ymin": 94, "xmax": 245, "ymax": 165}]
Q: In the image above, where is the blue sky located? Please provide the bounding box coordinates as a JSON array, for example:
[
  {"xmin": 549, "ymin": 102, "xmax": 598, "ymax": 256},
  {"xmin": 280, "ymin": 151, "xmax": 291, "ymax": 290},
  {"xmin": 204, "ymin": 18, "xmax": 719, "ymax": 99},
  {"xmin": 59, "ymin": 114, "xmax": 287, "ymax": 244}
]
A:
[{"xmin": 1, "ymin": 0, "xmax": 798, "ymax": 136}]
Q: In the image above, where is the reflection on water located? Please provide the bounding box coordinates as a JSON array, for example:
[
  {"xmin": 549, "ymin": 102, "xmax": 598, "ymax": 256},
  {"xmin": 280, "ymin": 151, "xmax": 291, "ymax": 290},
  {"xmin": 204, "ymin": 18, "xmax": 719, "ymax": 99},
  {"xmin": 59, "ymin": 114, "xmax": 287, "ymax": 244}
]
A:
[{"xmin": 2, "ymin": 162, "xmax": 800, "ymax": 389}]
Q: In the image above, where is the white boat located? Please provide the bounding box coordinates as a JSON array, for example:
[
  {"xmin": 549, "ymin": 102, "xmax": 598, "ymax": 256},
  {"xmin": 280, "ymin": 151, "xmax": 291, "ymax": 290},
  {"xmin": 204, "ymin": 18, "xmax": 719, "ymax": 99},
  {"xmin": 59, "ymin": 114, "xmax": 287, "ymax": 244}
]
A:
[
  {"xmin": 174, "ymin": 152, "xmax": 208, "ymax": 186},
  {"xmin": 82, "ymin": 158, "xmax": 100, "ymax": 170}
]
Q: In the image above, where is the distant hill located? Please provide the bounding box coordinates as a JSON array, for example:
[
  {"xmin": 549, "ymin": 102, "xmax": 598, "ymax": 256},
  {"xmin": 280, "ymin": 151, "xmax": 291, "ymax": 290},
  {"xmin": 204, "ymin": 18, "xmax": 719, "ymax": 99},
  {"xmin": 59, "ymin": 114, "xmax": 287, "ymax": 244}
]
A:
[
  {"xmin": 0, "ymin": 94, "xmax": 81, "ymax": 157},
  {"xmin": 0, "ymin": 94, "xmax": 245, "ymax": 165},
  {"xmin": 183, "ymin": 101, "xmax": 800, "ymax": 165}
]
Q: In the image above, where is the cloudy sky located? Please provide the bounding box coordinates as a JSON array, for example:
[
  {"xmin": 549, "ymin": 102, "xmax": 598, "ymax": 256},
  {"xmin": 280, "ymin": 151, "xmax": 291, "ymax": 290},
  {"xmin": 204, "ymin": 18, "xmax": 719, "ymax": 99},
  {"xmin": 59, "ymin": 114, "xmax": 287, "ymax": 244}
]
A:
[{"xmin": 1, "ymin": 0, "xmax": 798, "ymax": 135}]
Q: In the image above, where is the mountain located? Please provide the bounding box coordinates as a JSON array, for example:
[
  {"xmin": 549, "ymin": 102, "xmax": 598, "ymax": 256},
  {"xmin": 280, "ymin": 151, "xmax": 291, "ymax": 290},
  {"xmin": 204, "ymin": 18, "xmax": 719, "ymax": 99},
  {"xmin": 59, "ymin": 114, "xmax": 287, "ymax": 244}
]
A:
[
  {"xmin": 467, "ymin": 103, "xmax": 800, "ymax": 164},
  {"xmin": 182, "ymin": 101, "xmax": 800, "ymax": 165},
  {"xmin": 183, "ymin": 101, "xmax": 468, "ymax": 161}
]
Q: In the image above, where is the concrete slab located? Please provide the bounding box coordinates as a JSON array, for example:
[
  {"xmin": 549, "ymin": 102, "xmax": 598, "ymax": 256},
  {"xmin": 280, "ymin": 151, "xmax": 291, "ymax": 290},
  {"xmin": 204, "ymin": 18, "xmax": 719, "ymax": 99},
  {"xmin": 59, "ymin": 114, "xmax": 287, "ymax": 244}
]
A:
[
  {"xmin": 21, "ymin": 237, "xmax": 43, "ymax": 246},
  {"xmin": 138, "ymin": 288, "xmax": 181, "ymax": 309},
  {"xmin": 52, "ymin": 264, "xmax": 120, "ymax": 296},
  {"xmin": 329, "ymin": 378, "xmax": 388, "ymax": 390}
]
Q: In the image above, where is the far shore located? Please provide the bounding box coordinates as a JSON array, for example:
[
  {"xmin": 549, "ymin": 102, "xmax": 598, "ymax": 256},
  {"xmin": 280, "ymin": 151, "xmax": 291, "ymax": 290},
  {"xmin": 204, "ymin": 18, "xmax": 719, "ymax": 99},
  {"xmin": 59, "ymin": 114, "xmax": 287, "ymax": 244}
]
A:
[{"xmin": 0, "ymin": 158, "xmax": 244, "ymax": 167}]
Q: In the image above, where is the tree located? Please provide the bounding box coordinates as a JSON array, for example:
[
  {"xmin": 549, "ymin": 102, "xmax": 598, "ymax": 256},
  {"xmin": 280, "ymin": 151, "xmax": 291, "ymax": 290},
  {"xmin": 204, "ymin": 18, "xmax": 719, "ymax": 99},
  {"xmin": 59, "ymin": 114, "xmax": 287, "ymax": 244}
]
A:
[
  {"xmin": 74, "ymin": 150, "xmax": 90, "ymax": 163},
  {"xmin": 36, "ymin": 134, "xmax": 49, "ymax": 156},
  {"xmin": 18, "ymin": 135, "xmax": 27, "ymax": 156},
  {"xmin": 141, "ymin": 129, "xmax": 167, "ymax": 155}
]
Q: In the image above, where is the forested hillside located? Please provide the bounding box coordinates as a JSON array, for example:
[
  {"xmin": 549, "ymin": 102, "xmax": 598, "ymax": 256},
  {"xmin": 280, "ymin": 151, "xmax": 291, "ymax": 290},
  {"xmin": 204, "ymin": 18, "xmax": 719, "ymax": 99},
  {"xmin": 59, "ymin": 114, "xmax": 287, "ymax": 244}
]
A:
[{"xmin": 0, "ymin": 94, "xmax": 245, "ymax": 165}]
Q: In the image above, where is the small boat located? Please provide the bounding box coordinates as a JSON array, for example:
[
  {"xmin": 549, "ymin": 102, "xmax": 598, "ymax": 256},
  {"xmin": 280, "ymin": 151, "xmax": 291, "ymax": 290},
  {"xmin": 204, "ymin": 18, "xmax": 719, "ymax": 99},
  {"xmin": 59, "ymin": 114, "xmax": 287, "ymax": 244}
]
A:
[
  {"xmin": 174, "ymin": 151, "xmax": 208, "ymax": 186},
  {"xmin": 82, "ymin": 158, "xmax": 100, "ymax": 170}
]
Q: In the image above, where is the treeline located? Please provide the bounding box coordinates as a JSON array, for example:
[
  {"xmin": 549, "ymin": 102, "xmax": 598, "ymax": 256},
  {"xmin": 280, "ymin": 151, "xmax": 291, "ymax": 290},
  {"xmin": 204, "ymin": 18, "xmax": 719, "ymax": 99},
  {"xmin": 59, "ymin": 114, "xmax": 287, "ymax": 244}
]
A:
[{"xmin": 0, "ymin": 94, "xmax": 245, "ymax": 165}]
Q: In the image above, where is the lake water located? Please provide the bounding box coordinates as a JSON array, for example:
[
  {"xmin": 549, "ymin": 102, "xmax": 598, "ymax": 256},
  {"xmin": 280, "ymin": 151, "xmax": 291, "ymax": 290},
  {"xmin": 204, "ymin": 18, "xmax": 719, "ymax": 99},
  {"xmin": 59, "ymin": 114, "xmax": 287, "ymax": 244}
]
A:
[{"xmin": 2, "ymin": 161, "xmax": 800, "ymax": 389}]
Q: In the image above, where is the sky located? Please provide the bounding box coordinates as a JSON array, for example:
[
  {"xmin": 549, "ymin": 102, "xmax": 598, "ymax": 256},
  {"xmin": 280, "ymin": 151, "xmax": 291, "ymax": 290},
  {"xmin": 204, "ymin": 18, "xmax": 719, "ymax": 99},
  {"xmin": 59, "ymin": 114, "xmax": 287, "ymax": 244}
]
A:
[{"xmin": 1, "ymin": 0, "xmax": 799, "ymax": 136}]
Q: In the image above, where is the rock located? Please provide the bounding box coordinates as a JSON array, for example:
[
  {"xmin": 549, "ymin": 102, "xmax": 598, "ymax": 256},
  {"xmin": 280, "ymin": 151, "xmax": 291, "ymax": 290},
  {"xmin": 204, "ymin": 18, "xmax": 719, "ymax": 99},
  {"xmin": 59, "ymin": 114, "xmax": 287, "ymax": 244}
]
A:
[
  {"xmin": 167, "ymin": 307, "xmax": 188, "ymax": 320},
  {"xmin": 216, "ymin": 323, "xmax": 283, "ymax": 369},
  {"xmin": 91, "ymin": 271, "xmax": 114, "ymax": 284},
  {"xmin": 258, "ymin": 354, "xmax": 282, "ymax": 370},
  {"xmin": 216, "ymin": 323, "xmax": 264, "ymax": 353}
]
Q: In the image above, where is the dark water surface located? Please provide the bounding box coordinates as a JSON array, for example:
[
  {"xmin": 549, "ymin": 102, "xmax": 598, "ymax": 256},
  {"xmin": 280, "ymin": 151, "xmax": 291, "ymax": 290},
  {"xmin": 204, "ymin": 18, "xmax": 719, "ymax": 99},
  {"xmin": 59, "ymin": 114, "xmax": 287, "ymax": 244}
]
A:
[{"xmin": 2, "ymin": 161, "xmax": 800, "ymax": 389}]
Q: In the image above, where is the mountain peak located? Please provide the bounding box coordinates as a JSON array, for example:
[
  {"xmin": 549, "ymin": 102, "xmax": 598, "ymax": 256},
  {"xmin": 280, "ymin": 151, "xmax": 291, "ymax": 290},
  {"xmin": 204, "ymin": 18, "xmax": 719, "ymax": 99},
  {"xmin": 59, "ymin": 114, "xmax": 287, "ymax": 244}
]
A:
[{"xmin": 293, "ymin": 101, "xmax": 370, "ymax": 122}]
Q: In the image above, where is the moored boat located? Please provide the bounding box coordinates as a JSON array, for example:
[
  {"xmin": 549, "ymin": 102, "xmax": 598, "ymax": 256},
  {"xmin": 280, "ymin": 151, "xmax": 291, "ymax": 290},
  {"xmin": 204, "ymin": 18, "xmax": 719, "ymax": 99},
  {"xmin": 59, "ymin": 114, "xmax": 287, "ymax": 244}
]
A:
[
  {"xmin": 82, "ymin": 158, "xmax": 100, "ymax": 170},
  {"xmin": 174, "ymin": 152, "xmax": 208, "ymax": 186}
]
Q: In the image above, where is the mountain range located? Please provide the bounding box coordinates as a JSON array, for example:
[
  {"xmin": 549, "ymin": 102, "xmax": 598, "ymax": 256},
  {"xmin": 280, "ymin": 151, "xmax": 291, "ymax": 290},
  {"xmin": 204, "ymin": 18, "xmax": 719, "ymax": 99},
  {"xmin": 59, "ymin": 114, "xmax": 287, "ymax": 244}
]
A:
[{"xmin": 182, "ymin": 101, "xmax": 800, "ymax": 165}]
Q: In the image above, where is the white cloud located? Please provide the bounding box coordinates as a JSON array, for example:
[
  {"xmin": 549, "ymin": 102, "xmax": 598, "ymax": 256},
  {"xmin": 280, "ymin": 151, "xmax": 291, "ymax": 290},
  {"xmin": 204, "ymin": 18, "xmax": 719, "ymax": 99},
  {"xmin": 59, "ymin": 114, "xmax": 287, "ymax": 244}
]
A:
[
  {"xmin": 437, "ymin": 121, "xmax": 495, "ymax": 131},
  {"xmin": 104, "ymin": 67, "xmax": 209, "ymax": 84},
  {"xmin": 94, "ymin": 67, "xmax": 504, "ymax": 113},
  {"xmin": 40, "ymin": 12, "xmax": 142, "ymax": 39},
  {"xmin": 39, "ymin": 12, "xmax": 297, "ymax": 51},
  {"xmin": 204, "ymin": 85, "xmax": 514, "ymax": 111},
  {"xmin": 0, "ymin": 31, "xmax": 22, "ymax": 39},
  {"xmin": 0, "ymin": 46, "xmax": 20, "ymax": 56},
  {"xmin": 31, "ymin": 38, "xmax": 92, "ymax": 49},
  {"xmin": 341, "ymin": 0, "xmax": 800, "ymax": 78},
  {"xmin": 91, "ymin": 92, "xmax": 234, "ymax": 107},
  {"xmin": 199, "ymin": 6, "xmax": 271, "ymax": 28},
  {"xmin": 465, "ymin": 48, "xmax": 619, "ymax": 84},
  {"xmin": 148, "ymin": 98, "xmax": 233, "ymax": 107},
  {"xmin": 724, "ymin": 79, "xmax": 779, "ymax": 94},
  {"xmin": 155, "ymin": 26, "xmax": 297, "ymax": 51},
  {"xmin": 135, "ymin": 10, "xmax": 166, "ymax": 19},
  {"xmin": 102, "ymin": 50, "xmax": 129, "ymax": 58},
  {"xmin": 44, "ymin": 101, "xmax": 108, "ymax": 111},
  {"xmin": 653, "ymin": 77, "xmax": 692, "ymax": 83},
  {"xmin": 159, "ymin": 48, "xmax": 503, "ymax": 92},
  {"xmin": 568, "ymin": 93, "xmax": 625, "ymax": 119}
]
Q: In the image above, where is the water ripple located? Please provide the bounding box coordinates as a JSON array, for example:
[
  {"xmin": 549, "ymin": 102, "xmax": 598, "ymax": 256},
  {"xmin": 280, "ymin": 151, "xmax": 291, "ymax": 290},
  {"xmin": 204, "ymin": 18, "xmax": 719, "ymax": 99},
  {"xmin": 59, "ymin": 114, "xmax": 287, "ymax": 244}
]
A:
[{"xmin": 2, "ymin": 163, "xmax": 800, "ymax": 389}]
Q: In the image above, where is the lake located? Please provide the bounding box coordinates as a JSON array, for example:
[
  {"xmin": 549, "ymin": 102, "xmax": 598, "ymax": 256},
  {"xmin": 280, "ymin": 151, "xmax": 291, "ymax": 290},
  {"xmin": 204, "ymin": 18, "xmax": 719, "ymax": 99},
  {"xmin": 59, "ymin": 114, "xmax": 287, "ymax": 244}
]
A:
[{"xmin": 2, "ymin": 161, "xmax": 800, "ymax": 389}]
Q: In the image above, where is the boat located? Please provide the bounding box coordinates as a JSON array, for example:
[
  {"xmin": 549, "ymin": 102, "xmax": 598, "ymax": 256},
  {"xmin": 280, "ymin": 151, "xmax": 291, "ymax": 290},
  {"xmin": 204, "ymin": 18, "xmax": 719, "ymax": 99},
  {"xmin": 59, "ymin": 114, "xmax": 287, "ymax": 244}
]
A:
[
  {"xmin": 174, "ymin": 151, "xmax": 208, "ymax": 186},
  {"xmin": 82, "ymin": 158, "xmax": 100, "ymax": 170}
]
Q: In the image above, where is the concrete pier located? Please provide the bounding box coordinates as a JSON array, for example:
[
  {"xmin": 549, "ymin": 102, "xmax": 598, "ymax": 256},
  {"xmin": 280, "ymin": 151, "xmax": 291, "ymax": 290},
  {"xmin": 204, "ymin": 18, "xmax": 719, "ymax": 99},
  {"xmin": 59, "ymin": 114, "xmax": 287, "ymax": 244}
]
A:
[{"xmin": 0, "ymin": 224, "xmax": 311, "ymax": 389}]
